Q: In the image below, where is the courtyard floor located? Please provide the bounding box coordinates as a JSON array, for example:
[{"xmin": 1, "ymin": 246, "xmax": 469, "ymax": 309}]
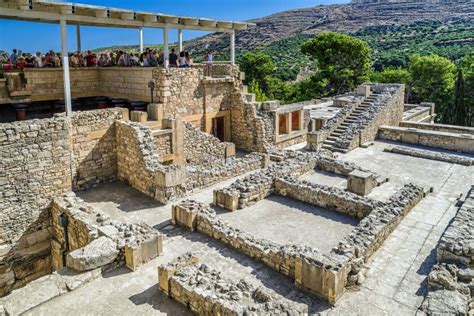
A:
[{"xmin": 24, "ymin": 140, "xmax": 473, "ymax": 315}]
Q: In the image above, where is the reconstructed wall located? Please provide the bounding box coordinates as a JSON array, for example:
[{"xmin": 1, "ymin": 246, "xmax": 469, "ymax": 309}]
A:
[
  {"xmin": 0, "ymin": 116, "xmax": 71, "ymax": 296},
  {"xmin": 378, "ymin": 125, "xmax": 474, "ymax": 153},
  {"xmin": 184, "ymin": 123, "xmax": 229, "ymax": 166},
  {"xmin": 71, "ymin": 108, "xmax": 128, "ymax": 190}
]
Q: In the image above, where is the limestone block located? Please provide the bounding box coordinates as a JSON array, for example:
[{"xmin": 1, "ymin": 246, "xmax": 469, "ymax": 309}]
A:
[
  {"xmin": 158, "ymin": 253, "xmax": 199, "ymax": 296},
  {"xmin": 131, "ymin": 111, "xmax": 148, "ymax": 123},
  {"xmin": 315, "ymin": 118, "xmax": 327, "ymax": 131},
  {"xmin": 98, "ymin": 225, "xmax": 119, "ymax": 239},
  {"xmin": 347, "ymin": 170, "xmax": 377, "ymax": 196},
  {"xmin": 147, "ymin": 103, "xmax": 164, "ymax": 122},
  {"xmin": 124, "ymin": 235, "xmax": 163, "ymax": 271},
  {"xmin": 224, "ymin": 143, "xmax": 236, "ymax": 159},
  {"xmin": 66, "ymin": 237, "xmax": 119, "ymax": 272},
  {"xmin": 261, "ymin": 100, "xmax": 280, "ymax": 111},
  {"xmin": 333, "ymin": 97, "xmax": 351, "ymax": 107},
  {"xmin": 307, "ymin": 132, "xmax": 325, "ymax": 146},
  {"xmin": 155, "ymin": 167, "xmax": 186, "ymax": 188},
  {"xmin": 356, "ymin": 85, "xmax": 371, "ymax": 97},
  {"xmin": 172, "ymin": 204, "xmax": 200, "ymax": 230},
  {"xmin": 213, "ymin": 190, "xmax": 239, "ymax": 212},
  {"xmin": 260, "ymin": 154, "xmax": 270, "ymax": 168}
]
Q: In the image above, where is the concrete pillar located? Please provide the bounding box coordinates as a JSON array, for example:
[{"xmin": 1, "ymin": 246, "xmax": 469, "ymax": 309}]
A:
[
  {"xmin": 60, "ymin": 19, "xmax": 72, "ymax": 116},
  {"xmin": 230, "ymin": 30, "xmax": 235, "ymax": 65},
  {"xmin": 163, "ymin": 27, "xmax": 169, "ymax": 68},
  {"xmin": 139, "ymin": 27, "xmax": 144, "ymax": 54},
  {"xmin": 76, "ymin": 25, "xmax": 81, "ymax": 52},
  {"xmin": 178, "ymin": 29, "xmax": 183, "ymax": 52}
]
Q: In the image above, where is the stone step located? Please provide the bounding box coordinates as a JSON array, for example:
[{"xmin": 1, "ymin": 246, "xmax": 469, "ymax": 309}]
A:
[
  {"xmin": 326, "ymin": 136, "xmax": 339, "ymax": 141},
  {"xmin": 331, "ymin": 147, "xmax": 349, "ymax": 153},
  {"xmin": 323, "ymin": 139, "xmax": 336, "ymax": 145},
  {"xmin": 322, "ymin": 144, "xmax": 333, "ymax": 150}
]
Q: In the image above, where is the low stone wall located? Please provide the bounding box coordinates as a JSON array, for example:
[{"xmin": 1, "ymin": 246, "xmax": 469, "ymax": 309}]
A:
[
  {"xmin": 422, "ymin": 187, "xmax": 473, "ymax": 315},
  {"xmin": 332, "ymin": 184, "xmax": 426, "ymax": 285},
  {"xmin": 378, "ymin": 125, "xmax": 474, "ymax": 154},
  {"xmin": 384, "ymin": 145, "xmax": 474, "ymax": 166},
  {"xmin": 71, "ymin": 108, "xmax": 128, "ymax": 190},
  {"xmin": 274, "ymin": 177, "xmax": 378, "ymax": 219},
  {"xmin": 158, "ymin": 253, "xmax": 308, "ymax": 314},
  {"xmin": 399, "ymin": 121, "xmax": 474, "ymax": 135},
  {"xmin": 173, "ymin": 200, "xmax": 345, "ymax": 304},
  {"xmin": 50, "ymin": 193, "xmax": 163, "ymax": 272}
]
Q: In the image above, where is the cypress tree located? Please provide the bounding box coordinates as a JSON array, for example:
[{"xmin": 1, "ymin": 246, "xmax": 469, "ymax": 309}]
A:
[{"xmin": 453, "ymin": 69, "xmax": 467, "ymax": 126}]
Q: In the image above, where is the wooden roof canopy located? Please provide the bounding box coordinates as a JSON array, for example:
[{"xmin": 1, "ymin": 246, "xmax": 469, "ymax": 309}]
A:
[{"xmin": 0, "ymin": 0, "xmax": 255, "ymax": 32}]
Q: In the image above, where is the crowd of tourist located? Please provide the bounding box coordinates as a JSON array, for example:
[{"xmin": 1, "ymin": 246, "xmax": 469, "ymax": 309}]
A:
[{"xmin": 0, "ymin": 47, "xmax": 195, "ymax": 70}]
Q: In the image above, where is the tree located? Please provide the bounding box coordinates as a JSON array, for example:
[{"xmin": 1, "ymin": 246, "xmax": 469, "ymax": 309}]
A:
[
  {"xmin": 248, "ymin": 80, "xmax": 269, "ymax": 102},
  {"xmin": 301, "ymin": 32, "xmax": 372, "ymax": 95},
  {"xmin": 461, "ymin": 54, "xmax": 474, "ymax": 126},
  {"xmin": 373, "ymin": 67, "xmax": 411, "ymax": 84},
  {"xmin": 446, "ymin": 70, "xmax": 468, "ymax": 126},
  {"xmin": 239, "ymin": 53, "xmax": 275, "ymax": 90},
  {"xmin": 409, "ymin": 55, "xmax": 456, "ymax": 122}
]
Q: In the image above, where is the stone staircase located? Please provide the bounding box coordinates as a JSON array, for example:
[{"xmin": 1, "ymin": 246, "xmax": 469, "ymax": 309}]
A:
[{"xmin": 322, "ymin": 94, "xmax": 379, "ymax": 153}]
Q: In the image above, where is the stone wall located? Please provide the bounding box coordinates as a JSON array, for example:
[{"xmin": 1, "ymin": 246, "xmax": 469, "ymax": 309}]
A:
[
  {"xmin": 184, "ymin": 123, "xmax": 229, "ymax": 166},
  {"xmin": 0, "ymin": 115, "xmax": 71, "ymax": 296},
  {"xmin": 115, "ymin": 120, "xmax": 187, "ymax": 204},
  {"xmin": 422, "ymin": 186, "xmax": 473, "ymax": 315},
  {"xmin": 399, "ymin": 121, "xmax": 474, "ymax": 135},
  {"xmin": 274, "ymin": 177, "xmax": 377, "ymax": 219},
  {"xmin": 378, "ymin": 125, "xmax": 474, "ymax": 154},
  {"xmin": 158, "ymin": 252, "xmax": 309, "ymax": 315},
  {"xmin": 71, "ymin": 108, "xmax": 128, "ymax": 190},
  {"xmin": 384, "ymin": 145, "xmax": 474, "ymax": 166}
]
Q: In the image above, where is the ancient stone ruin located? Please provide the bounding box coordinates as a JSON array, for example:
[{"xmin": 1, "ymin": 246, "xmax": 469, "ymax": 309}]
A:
[{"xmin": 0, "ymin": 62, "xmax": 472, "ymax": 315}]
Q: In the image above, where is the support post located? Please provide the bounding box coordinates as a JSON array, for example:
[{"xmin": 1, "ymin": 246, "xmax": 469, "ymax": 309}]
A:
[
  {"xmin": 178, "ymin": 29, "xmax": 183, "ymax": 52},
  {"xmin": 139, "ymin": 27, "xmax": 144, "ymax": 54},
  {"xmin": 76, "ymin": 25, "xmax": 81, "ymax": 52},
  {"xmin": 163, "ymin": 28, "xmax": 169, "ymax": 68},
  {"xmin": 60, "ymin": 19, "xmax": 72, "ymax": 116},
  {"xmin": 230, "ymin": 30, "xmax": 235, "ymax": 65}
]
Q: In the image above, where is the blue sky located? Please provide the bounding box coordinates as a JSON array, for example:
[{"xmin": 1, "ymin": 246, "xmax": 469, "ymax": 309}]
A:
[{"xmin": 0, "ymin": 0, "xmax": 347, "ymax": 53}]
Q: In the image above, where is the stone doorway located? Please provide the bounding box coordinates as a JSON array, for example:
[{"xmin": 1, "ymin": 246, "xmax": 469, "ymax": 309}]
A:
[{"xmin": 212, "ymin": 116, "xmax": 225, "ymax": 141}]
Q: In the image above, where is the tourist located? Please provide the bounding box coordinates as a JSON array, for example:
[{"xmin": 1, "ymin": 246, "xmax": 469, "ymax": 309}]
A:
[
  {"xmin": 24, "ymin": 53, "xmax": 35, "ymax": 68},
  {"xmin": 206, "ymin": 50, "xmax": 213, "ymax": 76},
  {"xmin": 53, "ymin": 52, "xmax": 61, "ymax": 67},
  {"xmin": 44, "ymin": 52, "xmax": 55, "ymax": 67},
  {"xmin": 34, "ymin": 51, "xmax": 43, "ymax": 68},
  {"xmin": 131, "ymin": 53, "xmax": 139, "ymax": 66},
  {"xmin": 179, "ymin": 51, "xmax": 188, "ymax": 68},
  {"xmin": 185, "ymin": 51, "xmax": 191, "ymax": 65},
  {"xmin": 149, "ymin": 51, "xmax": 158, "ymax": 67},
  {"xmin": 169, "ymin": 48, "xmax": 178, "ymax": 67},
  {"xmin": 117, "ymin": 51, "xmax": 130, "ymax": 67},
  {"xmin": 15, "ymin": 56, "xmax": 26, "ymax": 70},
  {"xmin": 70, "ymin": 52, "xmax": 80, "ymax": 67},
  {"xmin": 85, "ymin": 50, "xmax": 95, "ymax": 67},
  {"xmin": 10, "ymin": 49, "xmax": 18, "ymax": 63}
]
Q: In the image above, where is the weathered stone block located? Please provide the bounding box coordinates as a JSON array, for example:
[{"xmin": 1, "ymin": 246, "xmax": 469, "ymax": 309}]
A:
[
  {"xmin": 347, "ymin": 170, "xmax": 377, "ymax": 196},
  {"xmin": 172, "ymin": 204, "xmax": 200, "ymax": 230},
  {"xmin": 260, "ymin": 154, "xmax": 270, "ymax": 168},
  {"xmin": 261, "ymin": 100, "xmax": 280, "ymax": 111},
  {"xmin": 66, "ymin": 237, "xmax": 119, "ymax": 272},
  {"xmin": 224, "ymin": 143, "xmax": 235, "ymax": 159},
  {"xmin": 147, "ymin": 103, "xmax": 164, "ymax": 122},
  {"xmin": 356, "ymin": 84, "xmax": 371, "ymax": 97},
  {"xmin": 213, "ymin": 190, "xmax": 239, "ymax": 212},
  {"xmin": 155, "ymin": 167, "xmax": 186, "ymax": 188},
  {"xmin": 130, "ymin": 111, "xmax": 148, "ymax": 123},
  {"xmin": 158, "ymin": 253, "xmax": 199, "ymax": 296},
  {"xmin": 124, "ymin": 235, "xmax": 163, "ymax": 271}
]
